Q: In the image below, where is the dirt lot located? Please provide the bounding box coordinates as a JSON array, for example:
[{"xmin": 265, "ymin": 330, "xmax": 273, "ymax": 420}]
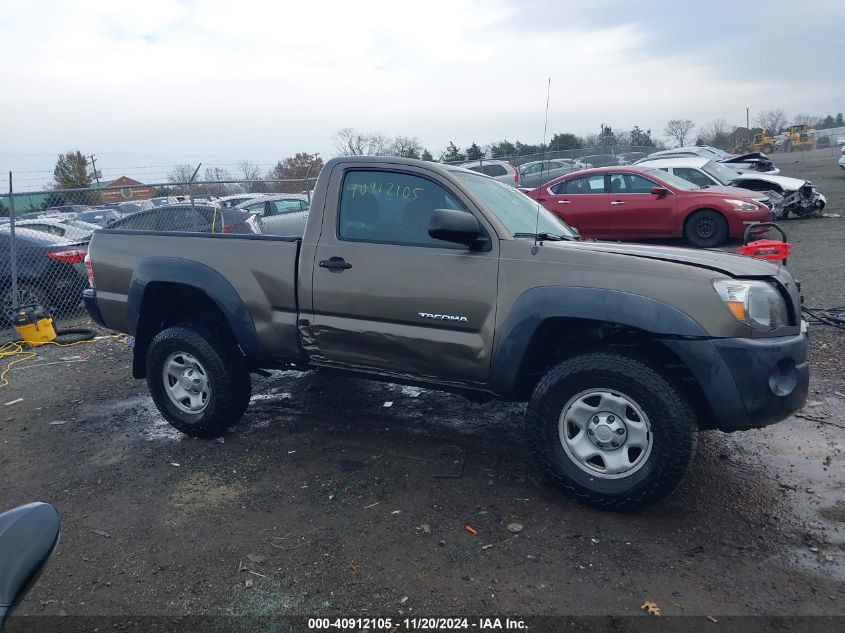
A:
[{"xmin": 1, "ymin": 152, "xmax": 844, "ymax": 629}]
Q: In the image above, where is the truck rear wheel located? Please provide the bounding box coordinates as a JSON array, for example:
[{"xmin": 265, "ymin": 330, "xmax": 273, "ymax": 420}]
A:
[
  {"xmin": 526, "ymin": 351, "xmax": 697, "ymax": 511},
  {"xmin": 146, "ymin": 325, "xmax": 251, "ymax": 437}
]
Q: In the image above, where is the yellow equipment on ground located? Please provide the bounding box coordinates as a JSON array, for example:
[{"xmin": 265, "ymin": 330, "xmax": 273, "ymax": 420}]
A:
[
  {"xmin": 750, "ymin": 130, "xmax": 777, "ymax": 154},
  {"xmin": 730, "ymin": 138, "xmax": 751, "ymax": 154},
  {"xmin": 785, "ymin": 124, "xmax": 815, "ymax": 152},
  {"xmin": 13, "ymin": 304, "xmax": 57, "ymax": 346}
]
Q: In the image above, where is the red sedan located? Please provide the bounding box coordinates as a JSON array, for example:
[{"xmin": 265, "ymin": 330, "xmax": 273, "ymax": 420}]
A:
[{"xmin": 524, "ymin": 166, "xmax": 773, "ymax": 247}]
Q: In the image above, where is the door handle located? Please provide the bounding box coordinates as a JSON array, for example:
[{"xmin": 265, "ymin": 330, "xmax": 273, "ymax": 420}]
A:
[
  {"xmin": 557, "ymin": 200, "xmax": 571, "ymax": 205},
  {"xmin": 610, "ymin": 201, "xmax": 626, "ymax": 205},
  {"xmin": 319, "ymin": 257, "xmax": 352, "ymax": 271}
]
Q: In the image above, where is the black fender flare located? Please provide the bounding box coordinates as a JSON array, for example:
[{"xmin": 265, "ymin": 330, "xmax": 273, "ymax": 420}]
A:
[
  {"xmin": 489, "ymin": 286, "xmax": 709, "ymax": 399},
  {"xmin": 127, "ymin": 257, "xmax": 263, "ymax": 360}
]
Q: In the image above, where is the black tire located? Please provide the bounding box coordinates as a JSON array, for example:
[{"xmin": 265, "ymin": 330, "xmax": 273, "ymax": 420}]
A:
[
  {"xmin": 684, "ymin": 209, "xmax": 728, "ymax": 248},
  {"xmin": 526, "ymin": 351, "xmax": 697, "ymax": 511},
  {"xmin": 146, "ymin": 325, "xmax": 251, "ymax": 437}
]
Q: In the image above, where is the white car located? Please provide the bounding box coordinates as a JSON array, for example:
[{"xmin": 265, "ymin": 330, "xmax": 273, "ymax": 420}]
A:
[
  {"xmin": 839, "ymin": 147, "xmax": 845, "ymax": 172},
  {"xmin": 637, "ymin": 145, "xmax": 780, "ymax": 175},
  {"xmin": 637, "ymin": 156, "xmax": 826, "ymax": 218},
  {"xmin": 13, "ymin": 217, "xmax": 99, "ymax": 242}
]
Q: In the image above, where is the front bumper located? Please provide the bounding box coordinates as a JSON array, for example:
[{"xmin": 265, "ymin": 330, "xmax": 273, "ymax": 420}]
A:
[
  {"xmin": 83, "ymin": 288, "xmax": 107, "ymax": 328},
  {"xmin": 662, "ymin": 332, "xmax": 808, "ymax": 431}
]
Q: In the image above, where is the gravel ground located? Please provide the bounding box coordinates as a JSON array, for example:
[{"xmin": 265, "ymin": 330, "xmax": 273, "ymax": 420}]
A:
[{"xmin": 1, "ymin": 152, "xmax": 843, "ymax": 628}]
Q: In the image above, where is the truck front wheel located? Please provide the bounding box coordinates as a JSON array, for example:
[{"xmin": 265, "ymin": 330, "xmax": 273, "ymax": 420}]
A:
[
  {"xmin": 526, "ymin": 351, "xmax": 697, "ymax": 511},
  {"xmin": 146, "ymin": 326, "xmax": 251, "ymax": 437}
]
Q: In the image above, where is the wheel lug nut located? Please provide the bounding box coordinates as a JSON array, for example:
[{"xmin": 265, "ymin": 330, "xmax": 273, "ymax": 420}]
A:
[
  {"xmin": 607, "ymin": 415, "xmax": 615, "ymax": 422},
  {"xmin": 611, "ymin": 441, "xmax": 619, "ymax": 448},
  {"xmin": 587, "ymin": 429, "xmax": 594, "ymax": 436},
  {"xmin": 615, "ymin": 428, "xmax": 625, "ymax": 435},
  {"xmin": 592, "ymin": 416, "xmax": 599, "ymax": 423}
]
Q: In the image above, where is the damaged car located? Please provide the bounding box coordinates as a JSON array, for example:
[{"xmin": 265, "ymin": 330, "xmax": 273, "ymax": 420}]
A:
[
  {"xmin": 637, "ymin": 145, "xmax": 780, "ymax": 175},
  {"xmin": 636, "ymin": 156, "xmax": 825, "ymax": 219}
]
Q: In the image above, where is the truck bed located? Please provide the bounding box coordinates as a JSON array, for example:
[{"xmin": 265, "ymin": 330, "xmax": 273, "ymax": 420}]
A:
[{"xmin": 89, "ymin": 230, "xmax": 303, "ymax": 360}]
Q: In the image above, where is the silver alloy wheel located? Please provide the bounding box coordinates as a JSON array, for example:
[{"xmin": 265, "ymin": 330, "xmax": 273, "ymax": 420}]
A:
[
  {"xmin": 558, "ymin": 388, "xmax": 653, "ymax": 479},
  {"xmin": 163, "ymin": 352, "xmax": 211, "ymax": 414}
]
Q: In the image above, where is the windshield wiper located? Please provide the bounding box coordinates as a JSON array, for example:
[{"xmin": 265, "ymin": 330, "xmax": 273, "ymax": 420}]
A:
[{"xmin": 513, "ymin": 232, "xmax": 575, "ymax": 242}]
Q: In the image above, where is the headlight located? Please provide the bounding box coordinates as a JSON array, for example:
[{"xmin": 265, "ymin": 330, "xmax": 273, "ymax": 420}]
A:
[
  {"xmin": 724, "ymin": 198, "xmax": 760, "ymax": 212},
  {"xmin": 713, "ymin": 279, "xmax": 789, "ymax": 331}
]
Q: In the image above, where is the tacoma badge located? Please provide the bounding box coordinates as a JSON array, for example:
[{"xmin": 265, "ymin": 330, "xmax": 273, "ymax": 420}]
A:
[{"xmin": 419, "ymin": 312, "xmax": 468, "ymax": 323}]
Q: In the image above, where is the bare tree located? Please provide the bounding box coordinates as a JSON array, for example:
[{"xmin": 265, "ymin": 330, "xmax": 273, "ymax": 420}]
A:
[
  {"xmin": 754, "ymin": 109, "xmax": 786, "ymax": 134},
  {"xmin": 793, "ymin": 113, "xmax": 820, "ymax": 128},
  {"xmin": 389, "ymin": 135, "xmax": 423, "ymax": 159},
  {"xmin": 333, "ymin": 127, "xmax": 392, "ymax": 155},
  {"xmin": 235, "ymin": 160, "xmax": 263, "ymax": 180},
  {"xmin": 664, "ymin": 119, "xmax": 695, "ymax": 147},
  {"xmin": 366, "ymin": 133, "xmax": 389, "ymax": 156},
  {"xmin": 167, "ymin": 164, "xmax": 196, "ymax": 185},
  {"xmin": 702, "ymin": 118, "xmax": 728, "ymax": 139},
  {"xmin": 333, "ymin": 127, "xmax": 369, "ymax": 155}
]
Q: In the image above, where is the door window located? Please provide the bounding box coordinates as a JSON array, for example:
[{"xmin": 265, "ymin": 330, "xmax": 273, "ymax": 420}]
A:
[
  {"xmin": 608, "ymin": 173, "xmax": 658, "ymax": 194},
  {"xmin": 157, "ymin": 206, "xmax": 206, "ymax": 231},
  {"xmin": 339, "ymin": 170, "xmax": 466, "ymax": 247},
  {"xmin": 479, "ymin": 164, "xmax": 508, "ymax": 177},
  {"xmin": 673, "ymin": 168, "xmax": 713, "ymax": 188},
  {"xmin": 114, "ymin": 211, "xmax": 158, "ymax": 230},
  {"xmin": 550, "ymin": 174, "xmax": 605, "ymax": 195}
]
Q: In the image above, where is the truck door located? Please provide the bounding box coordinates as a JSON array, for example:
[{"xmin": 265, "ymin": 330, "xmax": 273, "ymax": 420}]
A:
[
  {"xmin": 308, "ymin": 166, "xmax": 499, "ymax": 385},
  {"xmin": 606, "ymin": 172, "xmax": 677, "ymax": 238}
]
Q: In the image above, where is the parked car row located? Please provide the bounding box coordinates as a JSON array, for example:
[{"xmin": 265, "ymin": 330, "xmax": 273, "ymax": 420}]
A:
[
  {"xmin": 0, "ymin": 226, "xmax": 88, "ymax": 323},
  {"xmin": 637, "ymin": 145, "xmax": 780, "ymax": 175},
  {"xmin": 524, "ymin": 165, "xmax": 774, "ymax": 247},
  {"xmin": 635, "ymin": 156, "xmax": 825, "ymax": 218}
]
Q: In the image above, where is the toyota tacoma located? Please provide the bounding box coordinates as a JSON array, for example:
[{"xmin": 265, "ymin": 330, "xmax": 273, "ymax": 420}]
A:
[{"xmin": 83, "ymin": 157, "xmax": 809, "ymax": 510}]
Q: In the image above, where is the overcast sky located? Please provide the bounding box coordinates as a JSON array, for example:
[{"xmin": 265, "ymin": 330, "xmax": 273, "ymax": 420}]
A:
[{"xmin": 2, "ymin": 0, "xmax": 843, "ymax": 189}]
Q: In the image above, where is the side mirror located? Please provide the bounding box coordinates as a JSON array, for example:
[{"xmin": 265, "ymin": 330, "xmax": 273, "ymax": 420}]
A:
[
  {"xmin": 0, "ymin": 503, "xmax": 60, "ymax": 626},
  {"xmin": 428, "ymin": 208, "xmax": 484, "ymax": 249},
  {"xmin": 650, "ymin": 186, "xmax": 670, "ymax": 196}
]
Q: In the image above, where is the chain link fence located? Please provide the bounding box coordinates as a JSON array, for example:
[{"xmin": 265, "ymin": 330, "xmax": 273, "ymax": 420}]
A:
[
  {"xmin": 441, "ymin": 144, "xmax": 658, "ymax": 167},
  {"xmin": 1, "ymin": 172, "xmax": 318, "ymax": 333}
]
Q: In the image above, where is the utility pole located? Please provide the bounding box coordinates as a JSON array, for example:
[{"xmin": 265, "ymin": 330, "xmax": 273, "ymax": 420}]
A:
[
  {"xmin": 89, "ymin": 155, "xmax": 102, "ymax": 205},
  {"xmin": 88, "ymin": 155, "xmax": 101, "ymax": 188},
  {"xmin": 746, "ymin": 108, "xmax": 750, "ymax": 130}
]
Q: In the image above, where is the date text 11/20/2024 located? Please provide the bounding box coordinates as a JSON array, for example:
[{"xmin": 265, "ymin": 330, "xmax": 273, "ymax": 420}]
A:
[{"xmin": 307, "ymin": 617, "xmax": 527, "ymax": 630}]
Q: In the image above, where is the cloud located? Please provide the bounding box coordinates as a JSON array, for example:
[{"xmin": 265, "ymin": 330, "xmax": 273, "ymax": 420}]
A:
[{"xmin": 1, "ymin": 0, "xmax": 843, "ymax": 182}]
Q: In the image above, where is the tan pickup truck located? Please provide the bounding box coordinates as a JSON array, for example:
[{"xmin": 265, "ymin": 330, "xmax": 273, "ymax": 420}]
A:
[{"xmin": 84, "ymin": 156, "xmax": 808, "ymax": 510}]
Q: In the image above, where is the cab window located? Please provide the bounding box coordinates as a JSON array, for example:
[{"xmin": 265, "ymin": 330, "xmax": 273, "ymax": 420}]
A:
[{"xmin": 339, "ymin": 170, "xmax": 467, "ymax": 247}]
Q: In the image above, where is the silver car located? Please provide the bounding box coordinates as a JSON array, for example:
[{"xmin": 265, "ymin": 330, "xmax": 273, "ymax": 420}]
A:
[
  {"xmin": 458, "ymin": 160, "xmax": 520, "ymax": 187},
  {"xmin": 235, "ymin": 194, "xmax": 310, "ymax": 234},
  {"xmin": 518, "ymin": 159, "xmax": 586, "ymax": 188},
  {"xmin": 13, "ymin": 217, "xmax": 99, "ymax": 242}
]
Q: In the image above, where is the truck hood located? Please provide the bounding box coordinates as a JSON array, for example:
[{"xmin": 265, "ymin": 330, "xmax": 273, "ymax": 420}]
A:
[{"xmin": 549, "ymin": 240, "xmax": 780, "ymax": 277}]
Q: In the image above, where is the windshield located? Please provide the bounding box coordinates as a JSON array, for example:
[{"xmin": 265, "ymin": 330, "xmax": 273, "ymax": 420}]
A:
[
  {"xmin": 643, "ymin": 168, "xmax": 700, "ymax": 191},
  {"xmin": 701, "ymin": 160, "xmax": 739, "ymax": 185},
  {"xmin": 452, "ymin": 171, "xmax": 577, "ymax": 239}
]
